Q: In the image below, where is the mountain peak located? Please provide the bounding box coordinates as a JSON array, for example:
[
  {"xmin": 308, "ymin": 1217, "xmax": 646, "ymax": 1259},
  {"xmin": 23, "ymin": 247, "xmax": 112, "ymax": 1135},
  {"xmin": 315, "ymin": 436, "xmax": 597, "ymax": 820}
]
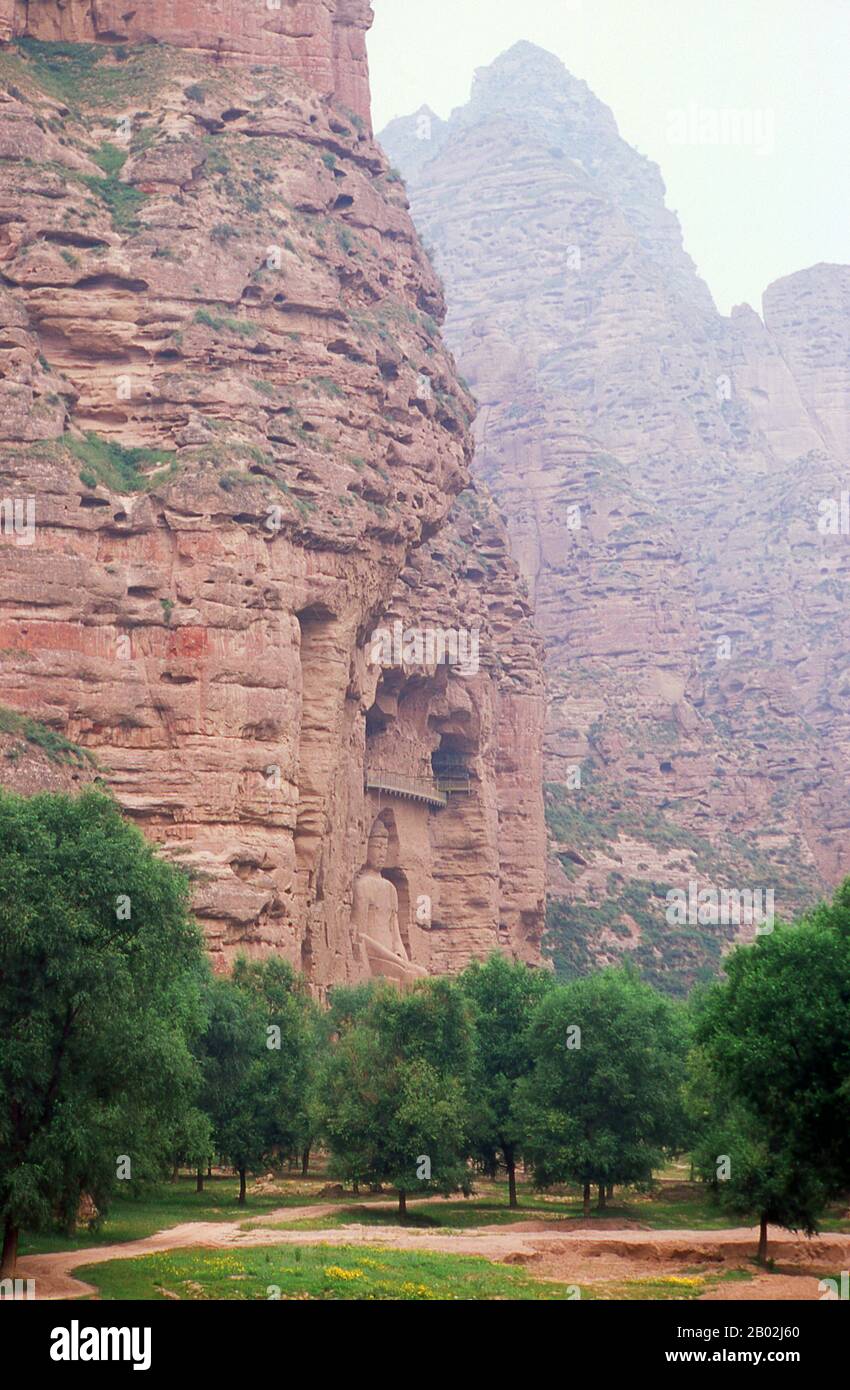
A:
[
  {"xmin": 461, "ymin": 38, "xmax": 617, "ymax": 141},
  {"xmin": 473, "ymin": 39, "xmax": 576, "ymax": 93},
  {"xmin": 494, "ymin": 40, "xmax": 567, "ymax": 70}
]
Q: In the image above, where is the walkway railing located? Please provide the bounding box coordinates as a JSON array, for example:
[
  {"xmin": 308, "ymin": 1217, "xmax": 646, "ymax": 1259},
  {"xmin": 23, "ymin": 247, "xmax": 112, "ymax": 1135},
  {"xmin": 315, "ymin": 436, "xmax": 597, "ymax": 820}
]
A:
[{"xmin": 365, "ymin": 769, "xmax": 448, "ymax": 809}]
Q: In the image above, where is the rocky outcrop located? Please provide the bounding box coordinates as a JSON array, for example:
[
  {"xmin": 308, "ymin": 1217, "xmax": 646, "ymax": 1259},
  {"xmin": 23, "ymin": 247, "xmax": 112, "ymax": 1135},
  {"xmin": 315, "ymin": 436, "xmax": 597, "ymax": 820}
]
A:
[
  {"xmin": 0, "ymin": 33, "xmax": 546, "ymax": 986},
  {"xmin": 0, "ymin": 0, "xmax": 374, "ymax": 130},
  {"xmin": 382, "ymin": 42, "xmax": 850, "ymax": 993},
  {"xmin": 376, "ymin": 484, "xmax": 546, "ymax": 973}
]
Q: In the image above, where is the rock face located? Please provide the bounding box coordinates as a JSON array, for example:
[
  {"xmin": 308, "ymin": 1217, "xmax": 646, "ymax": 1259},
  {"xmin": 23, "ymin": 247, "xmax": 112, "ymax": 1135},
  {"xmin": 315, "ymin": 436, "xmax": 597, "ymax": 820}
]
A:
[
  {"xmin": 1, "ymin": 0, "xmax": 374, "ymax": 130},
  {"xmin": 382, "ymin": 42, "xmax": 850, "ymax": 993},
  {"xmin": 0, "ymin": 30, "xmax": 546, "ymax": 986}
]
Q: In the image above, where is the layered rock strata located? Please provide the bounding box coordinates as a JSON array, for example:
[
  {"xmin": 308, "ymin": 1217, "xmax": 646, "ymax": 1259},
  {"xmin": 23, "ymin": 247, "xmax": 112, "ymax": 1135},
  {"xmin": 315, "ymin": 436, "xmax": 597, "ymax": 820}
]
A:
[
  {"xmin": 0, "ymin": 31, "xmax": 546, "ymax": 985},
  {"xmin": 382, "ymin": 42, "xmax": 850, "ymax": 992},
  {"xmin": 0, "ymin": 0, "xmax": 374, "ymax": 130}
]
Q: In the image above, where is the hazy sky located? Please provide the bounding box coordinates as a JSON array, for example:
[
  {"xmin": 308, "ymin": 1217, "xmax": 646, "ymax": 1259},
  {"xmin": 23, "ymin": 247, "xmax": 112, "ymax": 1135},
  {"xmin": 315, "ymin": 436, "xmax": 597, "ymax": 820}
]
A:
[{"xmin": 368, "ymin": 0, "xmax": 850, "ymax": 316}]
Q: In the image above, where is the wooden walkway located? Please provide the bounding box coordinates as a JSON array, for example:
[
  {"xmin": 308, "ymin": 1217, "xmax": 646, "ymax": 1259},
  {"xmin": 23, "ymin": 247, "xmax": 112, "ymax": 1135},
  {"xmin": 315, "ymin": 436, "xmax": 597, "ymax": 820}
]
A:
[{"xmin": 365, "ymin": 770, "xmax": 448, "ymax": 809}]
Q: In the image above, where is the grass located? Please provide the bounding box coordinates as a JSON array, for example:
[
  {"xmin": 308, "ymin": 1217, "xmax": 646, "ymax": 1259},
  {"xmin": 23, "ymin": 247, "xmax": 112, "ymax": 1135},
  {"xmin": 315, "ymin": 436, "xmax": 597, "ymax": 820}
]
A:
[
  {"xmin": 11, "ymin": 39, "xmax": 118, "ymax": 107},
  {"xmin": 247, "ymin": 1199, "xmax": 536, "ymax": 1233},
  {"xmin": 90, "ymin": 141, "xmax": 128, "ymax": 177},
  {"xmin": 0, "ymin": 706, "xmax": 95, "ymax": 768},
  {"xmin": 11, "ymin": 39, "xmax": 165, "ymax": 111},
  {"xmin": 218, "ymin": 471, "xmax": 260, "ymax": 493},
  {"xmin": 583, "ymin": 1274, "xmax": 708, "ymax": 1301},
  {"xmin": 246, "ymin": 1181, "xmax": 850, "ymax": 1236},
  {"xmin": 20, "ymin": 1176, "xmax": 845, "ymax": 1301},
  {"xmin": 23, "ymin": 1173, "xmax": 850, "ymax": 1258},
  {"xmin": 76, "ymin": 1247, "xmax": 765, "ymax": 1302},
  {"xmin": 77, "ymin": 171, "xmax": 148, "ymax": 234},
  {"xmin": 66, "ymin": 432, "xmax": 178, "ymax": 492},
  {"xmin": 194, "ymin": 308, "xmax": 258, "ymax": 338},
  {"xmin": 247, "ymin": 1192, "xmax": 731, "ymax": 1233},
  {"xmin": 310, "ymin": 376, "xmax": 345, "ymax": 399},
  {"xmin": 77, "ymin": 1244, "xmax": 580, "ymax": 1301}
]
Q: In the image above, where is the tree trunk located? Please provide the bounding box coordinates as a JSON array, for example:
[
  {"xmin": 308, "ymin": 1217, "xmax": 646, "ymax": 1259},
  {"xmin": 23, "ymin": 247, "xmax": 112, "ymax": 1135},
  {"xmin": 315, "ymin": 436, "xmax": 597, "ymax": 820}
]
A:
[
  {"xmin": 506, "ymin": 1152, "xmax": 518, "ymax": 1210},
  {"xmin": 353, "ymin": 1180, "xmax": 359, "ymax": 1195},
  {"xmin": 301, "ymin": 1145, "xmax": 310, "ymax": 1177},
  {"xmin": 207, "ymin": 1163, "xmax": 212, "ymax": 1178},
  {"xmin": 398, "ymin": 1190, "xmax": 407, "ymax": 1217},
  {"xmin": 171, "ymin": 1162, "xmax": 179, "ymax": 1183},
  {"xmin": 757, "ymin": 1214, "xmax": 769, "ymax": 1264},
  {"xmin": 196, "ymin": 1167, "xmax": 204, "ymax": 1194},
  {"xmin": 606, "ymin": 1183, "xmax": 614, "ymax": 1201},
  {"xmin": 1, "ymin": 1215, "xmax": 18, "ymax": 1277},
  {"xmin": 597, "ymin": 1183, "xmax": 607, "ymax": 1211},
  {"xmin": 583, "ymin": 1183, "xmax": 591, "ymax": 1218},
  {"xmin": 238, "ymin": 1168, "xmax": 247, "ymax": 1206}
]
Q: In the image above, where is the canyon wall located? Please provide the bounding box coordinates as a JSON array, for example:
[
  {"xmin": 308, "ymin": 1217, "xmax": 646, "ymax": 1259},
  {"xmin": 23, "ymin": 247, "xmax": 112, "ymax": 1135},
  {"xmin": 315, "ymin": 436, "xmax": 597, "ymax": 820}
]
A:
[
  {"xmin": 0, "ymin": 29, "xmax": 546, "ymax": 986},
  {"xmin": 0, "ymin": 0, "xmax": 373, "ymax": 129},
  {"xmin": 382, "ymin": 42, "xmax": 850, "ymax": 993}
]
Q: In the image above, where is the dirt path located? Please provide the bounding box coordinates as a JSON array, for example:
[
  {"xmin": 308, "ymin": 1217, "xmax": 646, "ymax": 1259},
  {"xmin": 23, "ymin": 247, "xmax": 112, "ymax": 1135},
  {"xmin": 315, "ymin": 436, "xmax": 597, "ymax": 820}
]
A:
[{"xmin": 18, "ymin": 1207, "xmax": 850, "ymax": 1301}]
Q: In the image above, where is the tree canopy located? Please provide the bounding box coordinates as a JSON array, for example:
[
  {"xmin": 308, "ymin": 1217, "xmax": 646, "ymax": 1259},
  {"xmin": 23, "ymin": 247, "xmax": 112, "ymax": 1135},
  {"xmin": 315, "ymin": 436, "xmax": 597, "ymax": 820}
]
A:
[
  {"xmin": 518, "ymin": 965, "xmax": 689, "ymax": 1212},
  {"xmin": 459, "ymin": 953, "xmax": 552, "ymax": 1206},
  {"xmin": 319, "ymin": 978, "xmax": 476, "ymax": 1214},
  {"xmin": 691, "ymin": 887, "xmax": 850, "ymax": 1258},
  {"xmin": 4, "ymin": 785, "xmax": 850, "ymax": 1272},
  {"xmin": 0, "ymin": 788, "xmax": 209, "ymax": 1273},
  {"xmin": 200, "ymin": 956, "xmax": 316, "ymax": 1203}
]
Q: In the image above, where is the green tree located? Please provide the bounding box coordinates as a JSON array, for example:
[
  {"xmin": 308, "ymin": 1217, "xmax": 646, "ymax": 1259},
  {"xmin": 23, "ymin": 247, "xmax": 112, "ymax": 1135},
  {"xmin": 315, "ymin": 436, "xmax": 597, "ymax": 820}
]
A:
[
  {"xmin": 518, "ymin": 966, "xmax": 689, "ymax": 1214},
  {"xmin": 199, "ymin": 956, "xmax": 313, "ymax": 1204},
  {"xmin": 691, "ymin": 1078, "xmax": 830, "ymax": 1264},
  {"xmin": 459, "ymin": 954, "xmax": 552, "ymax": 1207},
  {"xmin": 692, "ymin": 887, "xmax": 850, "ymax": 1260},
  {"xmin": 291, "ymin": 997, "xmax": 328, "ymax": 1176},
  {"xmin": 165, "ymin": 1104, "xmax": 214, "ymax": 1192},
  {"xmin": 319, "ymin": 978, "xmax": 476, "ymax": 1216},
  {"xmin": 0, "ymin": 788, "xmax": 208, "ymax": 1274}
]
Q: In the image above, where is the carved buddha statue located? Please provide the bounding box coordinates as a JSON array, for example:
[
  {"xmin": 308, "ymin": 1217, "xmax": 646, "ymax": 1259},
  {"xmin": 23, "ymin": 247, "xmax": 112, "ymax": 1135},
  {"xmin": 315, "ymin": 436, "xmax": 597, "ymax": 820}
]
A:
[{"xmin": 352, "ymin": 820, "xmax": 428, "ymax": 984}]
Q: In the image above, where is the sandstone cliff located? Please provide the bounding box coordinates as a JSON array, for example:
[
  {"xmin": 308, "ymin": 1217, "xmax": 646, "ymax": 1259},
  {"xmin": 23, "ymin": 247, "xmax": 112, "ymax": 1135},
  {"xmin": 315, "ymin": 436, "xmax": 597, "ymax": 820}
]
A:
[
  {"xmin": 1, "ymin": 0, "xmax": 373, "ymax": 130},
  {"xmin": 382, "ymin": 42, "xmax": 850, "ymax": 993},
  {"xmin": 0, "ymin": 29, "xmax": 547, "ymax": 985}
]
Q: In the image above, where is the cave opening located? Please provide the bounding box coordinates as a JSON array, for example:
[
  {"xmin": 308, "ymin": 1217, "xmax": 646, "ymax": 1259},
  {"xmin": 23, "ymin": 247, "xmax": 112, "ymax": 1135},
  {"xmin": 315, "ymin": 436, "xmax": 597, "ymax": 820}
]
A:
[{"xmin": 431, "ymin": 735, "xmax": 472, "ymax": 793}]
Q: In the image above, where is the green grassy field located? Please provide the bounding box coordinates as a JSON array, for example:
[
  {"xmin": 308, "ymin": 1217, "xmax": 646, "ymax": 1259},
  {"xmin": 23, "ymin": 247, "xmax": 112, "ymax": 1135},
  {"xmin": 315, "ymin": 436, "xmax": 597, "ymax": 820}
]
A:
[
  {"xmin": 77, "ymin": 1244, "xmax": 580, "ymax": 1301},
  {"xmin": 76, "ymin": 1246, "xmax": 763, "ymax": 1302},
  {"xmin": 20, "ymin": 1171, "xmax": 837, "ymax": 1302}
]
